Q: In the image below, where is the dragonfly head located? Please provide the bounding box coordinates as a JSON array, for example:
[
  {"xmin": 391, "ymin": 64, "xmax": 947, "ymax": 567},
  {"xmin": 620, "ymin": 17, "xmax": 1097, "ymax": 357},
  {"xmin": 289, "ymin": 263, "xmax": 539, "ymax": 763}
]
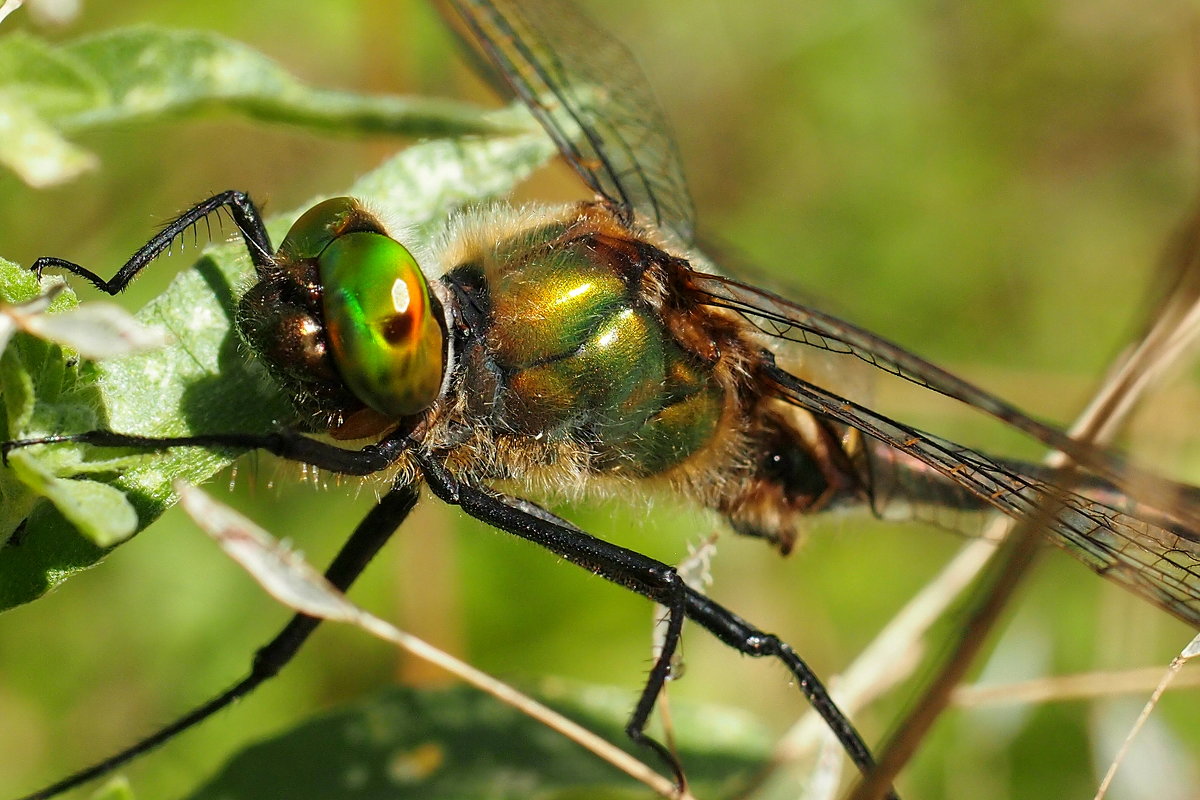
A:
[{"xmin": 238, "ymin": 197, "xmax": 446, "ymax": 435}]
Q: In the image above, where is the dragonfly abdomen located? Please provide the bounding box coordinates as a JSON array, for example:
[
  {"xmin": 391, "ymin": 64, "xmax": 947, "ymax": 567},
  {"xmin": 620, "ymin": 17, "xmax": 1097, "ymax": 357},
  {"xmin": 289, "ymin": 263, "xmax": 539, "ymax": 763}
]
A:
[{"xmin": 712, "ymin": 403, "xmax": 868, "ymax": 554}]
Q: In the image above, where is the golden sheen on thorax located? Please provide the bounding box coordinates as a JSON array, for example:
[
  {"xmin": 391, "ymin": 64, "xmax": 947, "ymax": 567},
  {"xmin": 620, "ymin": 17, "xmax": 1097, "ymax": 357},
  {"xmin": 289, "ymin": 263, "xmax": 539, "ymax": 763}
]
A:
[{"xmin": 471, "ymin": 217, "xmax": 726, "ymax": 477}]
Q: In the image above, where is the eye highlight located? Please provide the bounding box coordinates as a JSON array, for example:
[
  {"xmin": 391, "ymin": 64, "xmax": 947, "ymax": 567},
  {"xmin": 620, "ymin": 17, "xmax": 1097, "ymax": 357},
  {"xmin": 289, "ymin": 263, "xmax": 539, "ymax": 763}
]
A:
[{"xmin": 390, "ymin": 278, "xmax": 412, "ymax": 314}]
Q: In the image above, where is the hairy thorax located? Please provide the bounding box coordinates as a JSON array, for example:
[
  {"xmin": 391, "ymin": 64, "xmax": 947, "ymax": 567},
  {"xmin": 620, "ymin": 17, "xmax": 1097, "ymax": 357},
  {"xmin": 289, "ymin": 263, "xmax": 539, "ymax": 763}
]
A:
[{"xmin": 415, "ymin": 203, "xmax": 864, "ymax": 551}]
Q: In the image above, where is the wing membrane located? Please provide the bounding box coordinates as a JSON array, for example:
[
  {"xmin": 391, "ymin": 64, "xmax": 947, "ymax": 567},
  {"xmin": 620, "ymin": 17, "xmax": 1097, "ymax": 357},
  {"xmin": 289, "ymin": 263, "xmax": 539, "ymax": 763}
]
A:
[
  {"xmin": 762, "ymin": 360, "xmax": 1200, "ymax": 627},
  {"xmin": 441, "ymin": 0, "xmax": 1200, "ymax": 627},
  {"xmin": 689, "ymin": 269, "xmax": 1200, "ymax": 530},
  {"xmin": 445, "ymin": 0, "xmax": 695, "ymax": 244}
]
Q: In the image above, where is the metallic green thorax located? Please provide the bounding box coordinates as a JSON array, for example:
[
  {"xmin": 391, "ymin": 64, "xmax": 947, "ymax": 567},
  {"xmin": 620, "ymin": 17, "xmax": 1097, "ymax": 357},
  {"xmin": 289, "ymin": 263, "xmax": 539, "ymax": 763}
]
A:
[{"xmin": 461, "ymin": 224, "xmax": 724, "ymax": 477}]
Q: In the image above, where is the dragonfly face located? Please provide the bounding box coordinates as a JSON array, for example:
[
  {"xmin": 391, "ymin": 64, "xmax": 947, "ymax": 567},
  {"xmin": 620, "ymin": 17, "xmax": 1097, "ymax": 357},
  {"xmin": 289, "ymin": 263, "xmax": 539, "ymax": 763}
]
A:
[{"xmin": 239, "ymin": 197, "xmax": 446, "ymax": 435}]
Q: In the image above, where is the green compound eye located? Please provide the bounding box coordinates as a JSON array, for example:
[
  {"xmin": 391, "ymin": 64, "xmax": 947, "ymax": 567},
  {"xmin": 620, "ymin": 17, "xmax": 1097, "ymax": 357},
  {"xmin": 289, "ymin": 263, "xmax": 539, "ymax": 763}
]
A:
[
  {"xmin": 319, "ymin": 230, "xmax": 445, "ymax": 418},
  {"xmin": 278, "ymin": 196, "xmax": 366, "ymax": 260}
]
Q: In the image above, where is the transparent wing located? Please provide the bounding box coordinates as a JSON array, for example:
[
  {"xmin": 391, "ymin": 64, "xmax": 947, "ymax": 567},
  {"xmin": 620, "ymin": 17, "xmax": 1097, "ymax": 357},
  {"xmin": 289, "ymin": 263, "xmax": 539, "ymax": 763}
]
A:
[
  {"xmin": 761, "ymin": 360, "xmax": 1200, "ymax": 628},
  {"xmin": 686, "ymin": 269, "xmax": 1200, "ymax": 531},
  {"xmin": 444, "ymin": 0, "xmax": 696, "ymax": 244}
]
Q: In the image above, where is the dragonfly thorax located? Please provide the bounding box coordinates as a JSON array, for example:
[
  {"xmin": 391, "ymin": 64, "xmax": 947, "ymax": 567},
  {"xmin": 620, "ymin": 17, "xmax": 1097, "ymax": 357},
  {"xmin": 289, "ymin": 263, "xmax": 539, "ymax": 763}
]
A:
[
  {"xmin": 426, "ymin": 204, "xmax": 728, "ymax": 480},
  {"xmin": 237, "ymin": 197, "xmax": 446, "ymax": 439},
  {"xmin": 362, "ymin": 202, "xmax": 867, "ymax": 555}
]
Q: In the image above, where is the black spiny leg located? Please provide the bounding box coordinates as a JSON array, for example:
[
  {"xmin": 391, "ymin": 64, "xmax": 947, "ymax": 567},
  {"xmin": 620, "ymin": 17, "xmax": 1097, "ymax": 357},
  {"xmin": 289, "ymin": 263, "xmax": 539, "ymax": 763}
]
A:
[
  {"xmin": 3, "ymin": 428, "xmax": 410, "ymax": 476},
  {"xmin": 16, "ymin": 479, "xmax": 421, "ymax": 800},
  {"xmin": 680, "ymin": 592, "xmax": 897, "ymax": 797},
  {"xmin": 32, "ymin": 190, "xmax": 274, "ymax": 293},
  {"xmin": 411, "ymin": 446, "xmax": 896, "ymax": 799}
]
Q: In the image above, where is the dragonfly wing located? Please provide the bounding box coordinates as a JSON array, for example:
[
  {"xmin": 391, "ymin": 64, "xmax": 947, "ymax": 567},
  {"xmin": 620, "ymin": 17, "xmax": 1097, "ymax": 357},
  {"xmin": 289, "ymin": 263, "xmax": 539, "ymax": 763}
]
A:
[
  {"xmin": 762, "ymin": 359, "xmax": 1200, "ymax": 628},
  {"xmin": 687, "ymin": 269, "xmax": 1200, "ymax": 529},
  {"xmin": 444, "ymin": 0, "xmax": 696, "ymax": 244}
]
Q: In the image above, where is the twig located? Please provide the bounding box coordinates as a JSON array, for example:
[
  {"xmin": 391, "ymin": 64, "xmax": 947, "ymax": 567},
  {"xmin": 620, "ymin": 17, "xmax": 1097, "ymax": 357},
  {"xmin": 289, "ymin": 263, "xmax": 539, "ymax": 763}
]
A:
[{"xmin": 177, "ymin": 481, "xmax": 696, "ymax": 800}]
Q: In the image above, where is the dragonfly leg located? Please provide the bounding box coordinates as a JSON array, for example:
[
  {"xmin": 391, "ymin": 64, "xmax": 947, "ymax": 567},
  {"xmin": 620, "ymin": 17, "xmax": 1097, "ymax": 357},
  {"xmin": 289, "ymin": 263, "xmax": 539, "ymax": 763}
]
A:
[
  {"xmin": 412, "ymin": 445, "xmax": 894, "ymax": 796},
  {"xmin": 415, "ymin": 448, "xmax": 688, "ymax": 783},
  {"xmin": 2, "ymin": 427, "xmax": 410, "ymax": 476},
  {"xmin": 682, "ymin": 591, "xmax": 898, "ymax": 799},
  {"xmin": 500, "ymin": 494, "xmax": 691, "ymax": 778},
  {"xmin": 31, "ymin": 190, "xmax": 274, "ymax": 294},
  {"xmin": 15, "ymin": 478, "xmax": 420, "ymax": 800}
]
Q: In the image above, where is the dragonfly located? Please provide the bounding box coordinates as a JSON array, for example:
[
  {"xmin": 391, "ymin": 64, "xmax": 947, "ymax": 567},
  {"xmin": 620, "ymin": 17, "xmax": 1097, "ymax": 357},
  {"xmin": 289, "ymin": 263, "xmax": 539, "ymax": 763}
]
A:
[{"xmin": 4, "ymin": 0, "xmax": 1200, "ymax": 798}]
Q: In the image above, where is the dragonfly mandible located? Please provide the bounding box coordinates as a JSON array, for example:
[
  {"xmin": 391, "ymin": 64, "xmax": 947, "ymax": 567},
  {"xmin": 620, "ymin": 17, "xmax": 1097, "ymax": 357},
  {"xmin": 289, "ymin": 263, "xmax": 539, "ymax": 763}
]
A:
[{"xmin": 3, "ymin": 1, "xmax": 1198, "ymax": 798}]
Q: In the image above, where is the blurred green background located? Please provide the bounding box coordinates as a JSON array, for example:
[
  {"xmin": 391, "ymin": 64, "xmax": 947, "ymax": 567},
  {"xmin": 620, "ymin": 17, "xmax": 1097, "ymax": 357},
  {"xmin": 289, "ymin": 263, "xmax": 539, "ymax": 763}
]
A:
[{"xmin": 2, "ymin": 0, "xmax": 1199, "ymax": 798}]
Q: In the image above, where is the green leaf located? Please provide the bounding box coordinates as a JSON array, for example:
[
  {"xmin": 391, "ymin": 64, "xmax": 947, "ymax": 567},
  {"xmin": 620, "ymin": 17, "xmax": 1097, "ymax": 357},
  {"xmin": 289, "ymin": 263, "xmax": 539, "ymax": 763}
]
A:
[
  {"xmin": 0, "ymin": 95, "xmax": 98, "ymax": 186},
  {"xmin": 0, "ymin": 27, "xmax": 528, "ymax": 186},
  {"xmin": 90, "ymin": 777, "xmax": 135, "ymax": 800},
  {"xmin": 0, "ymin": 125, "xmax": 558, "ymax": 610},
  {"xmin": 185, "ymin": 685, "xmax": 771, "ymax": 800}
]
